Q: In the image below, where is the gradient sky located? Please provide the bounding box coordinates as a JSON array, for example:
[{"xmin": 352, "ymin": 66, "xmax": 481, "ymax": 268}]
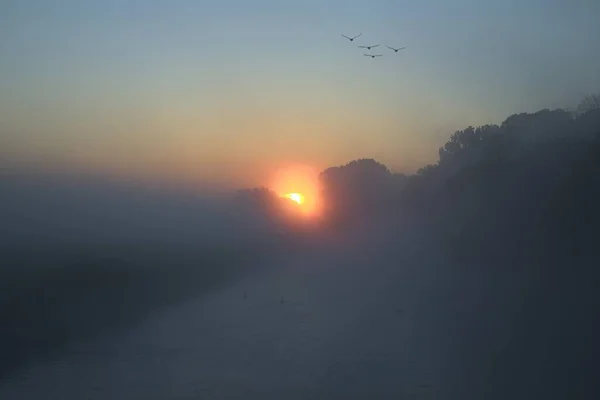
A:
[{"xmin": 1, "ymin": 0, "xmax": 599, "ymax": 190}]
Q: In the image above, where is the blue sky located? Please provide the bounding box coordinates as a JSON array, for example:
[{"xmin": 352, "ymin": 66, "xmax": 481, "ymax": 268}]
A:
[{"xmin": 1, "ymin": 0, "xmax": 599, "ymax": 189}]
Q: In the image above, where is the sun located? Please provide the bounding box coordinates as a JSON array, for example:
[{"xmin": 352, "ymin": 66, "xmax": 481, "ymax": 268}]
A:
[
  {"xmin": 270, "ymin": 164, "xmax": 322, "ymax": 217},
  {"xmin": 285, "ymin": 192, "xmax": 305, "ymax": 205}
]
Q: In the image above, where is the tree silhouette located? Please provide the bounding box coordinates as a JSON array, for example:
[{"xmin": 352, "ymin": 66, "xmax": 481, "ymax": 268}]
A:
[
  {"xmin": 313, "ymin": 94, "xmax": 600, "ymax": 253},
  {"xmin": 575, "ymin": 93, "xmax": 600, "ymax": 116},
  {"xmin": 319, "ymin": 159, "xmax": 398, "ymax": 229}
]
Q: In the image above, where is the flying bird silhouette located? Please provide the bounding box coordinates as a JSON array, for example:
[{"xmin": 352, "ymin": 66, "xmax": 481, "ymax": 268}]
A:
[
  {"xmin": 364, "ymin": 54, "xmax": 383, "ymax": 58},
  {"xmin": 358, "ymin": 44, "xmax": 379, "ymax": 50},
  {"xmin": 341, "ymin": 33, "xmax": 362, "ymax": 42},
  {"xmin": 387, "ymin": 46, "xmax": 407, "ymax": 52}
]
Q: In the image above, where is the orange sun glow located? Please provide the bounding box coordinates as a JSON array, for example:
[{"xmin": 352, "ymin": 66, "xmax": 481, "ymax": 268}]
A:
[{"xmin": 270, "ymin": 164, "xmax": 321, "ymax": 217}]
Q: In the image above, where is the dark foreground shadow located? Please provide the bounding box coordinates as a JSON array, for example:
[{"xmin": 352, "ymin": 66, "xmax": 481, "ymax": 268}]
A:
[{"xmin": 0, "ymin": 243, "xmax": 275, "ymax": 381}]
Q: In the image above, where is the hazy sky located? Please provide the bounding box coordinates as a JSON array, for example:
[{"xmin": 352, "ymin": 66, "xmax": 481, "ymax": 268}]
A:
[{"xmin": 1, "ymin": 0, "xmax": 599, "ymax": 190}]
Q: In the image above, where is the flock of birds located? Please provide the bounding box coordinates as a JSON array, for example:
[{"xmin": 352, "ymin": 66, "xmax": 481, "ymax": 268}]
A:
[{"xmin": 341, "ymin": 32, "xmax": 406, "ymax": 58}]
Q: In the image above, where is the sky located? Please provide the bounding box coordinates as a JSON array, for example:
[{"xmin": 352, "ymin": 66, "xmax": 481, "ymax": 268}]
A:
[{"xmin": 1, "ymin": 0, "xmax": 599, "ymax": 191}]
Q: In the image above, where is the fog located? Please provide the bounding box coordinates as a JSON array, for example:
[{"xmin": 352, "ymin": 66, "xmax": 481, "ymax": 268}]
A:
[
  {"xmin": 0, "ymin": 169, "xmax": 300, "ymax": 380},
  {"xmin": 2, "ymin": 97, "xmax": 600, "ymax": 398},
  {"xmin": 1, "ymin": 171, "xmax": 257, "ymax": 248}
]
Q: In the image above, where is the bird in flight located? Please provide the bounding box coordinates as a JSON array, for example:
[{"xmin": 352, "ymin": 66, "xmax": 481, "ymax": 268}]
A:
[
  {"xmin": 358, "ymin": 44, "xmax": 379, "ymax": 50},
  {"xmin": 341, "ymin": 33, "xmax": 362, "ymax": 42},
  {"xmin": 387, "ymin": 46, "xmax": 407, "ymax": 52},
  {"xmin": 364, "ymin": 54, "xmax": 383, "ymax": 58}
]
